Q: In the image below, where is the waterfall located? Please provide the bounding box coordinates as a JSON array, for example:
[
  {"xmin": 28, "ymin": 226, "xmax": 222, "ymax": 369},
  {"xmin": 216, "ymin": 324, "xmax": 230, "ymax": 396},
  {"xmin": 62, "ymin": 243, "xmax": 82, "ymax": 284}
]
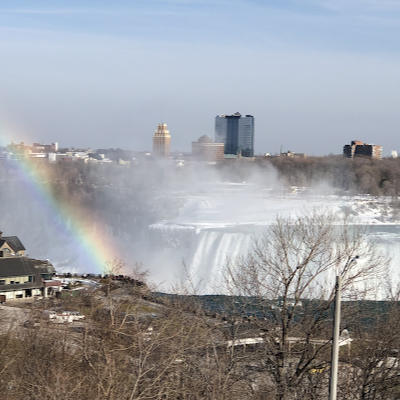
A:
[
  {"xmin": 185, "ymin": 228, "xmax": 258, "ymax": 291},
  {"xmin": 2, "ymin": 174, "xmax": 399, "ymax": 297}
]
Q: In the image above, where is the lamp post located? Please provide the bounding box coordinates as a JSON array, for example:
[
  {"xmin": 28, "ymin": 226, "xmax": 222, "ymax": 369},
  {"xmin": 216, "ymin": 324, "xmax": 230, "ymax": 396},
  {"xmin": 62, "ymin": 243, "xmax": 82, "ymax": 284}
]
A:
[{"xmin": 329, "ymin": 257, "xmax": 358, "ymax": 400}]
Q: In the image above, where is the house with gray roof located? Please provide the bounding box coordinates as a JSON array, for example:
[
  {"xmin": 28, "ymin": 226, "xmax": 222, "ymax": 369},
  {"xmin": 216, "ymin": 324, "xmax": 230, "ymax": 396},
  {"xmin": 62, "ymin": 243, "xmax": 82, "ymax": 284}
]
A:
[
  {"xmin": 0, "ymin": 232, "xmax": 60, "ymax": 300},
  {"xmin": 0, "ymin": 231, "xmax": 26, "ymax": 257}
]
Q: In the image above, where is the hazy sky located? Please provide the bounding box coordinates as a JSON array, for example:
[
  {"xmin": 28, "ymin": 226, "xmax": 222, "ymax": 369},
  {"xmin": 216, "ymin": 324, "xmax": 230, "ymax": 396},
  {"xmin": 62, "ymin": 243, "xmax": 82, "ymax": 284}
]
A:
[{"xmin": 0, "ymin": 0, "xmax": 400, "ymax": 155}]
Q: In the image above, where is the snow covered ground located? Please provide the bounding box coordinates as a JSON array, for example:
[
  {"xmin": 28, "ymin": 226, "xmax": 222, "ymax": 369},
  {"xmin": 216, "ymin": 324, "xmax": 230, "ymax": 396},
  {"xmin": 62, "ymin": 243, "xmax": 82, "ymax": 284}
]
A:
[
  {"xmin": 55, "ymin": 277, "xmax": 100, "ymax": 290},
  {"xmin": 338, "ymin": 196, "xmax": 400, "ymax": 224}
]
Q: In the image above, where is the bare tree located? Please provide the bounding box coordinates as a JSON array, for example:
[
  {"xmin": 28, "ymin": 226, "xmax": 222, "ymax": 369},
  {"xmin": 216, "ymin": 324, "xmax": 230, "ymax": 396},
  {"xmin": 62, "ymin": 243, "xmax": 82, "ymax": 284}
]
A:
[
  {"xmin": 103, "ymin": 257, "xmax": 126, "ymax": 278},
  {"xmin": 102, "ymin": 257, "xmax": 128, "ymax": 326},
  {"xmin": 338, "ymin": 297, "xmax": 400, "ymax": 399},
  {"xmin": 223, "ymin": 208, "xmax": 388, "ymax": 400}
]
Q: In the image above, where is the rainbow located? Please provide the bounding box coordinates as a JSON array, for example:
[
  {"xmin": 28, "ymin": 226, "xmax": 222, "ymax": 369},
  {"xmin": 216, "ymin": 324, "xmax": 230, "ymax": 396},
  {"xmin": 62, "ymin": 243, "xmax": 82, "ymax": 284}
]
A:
[{"xmin": 1, "ymin": 139, "xmax": 122, "ymax": 274}]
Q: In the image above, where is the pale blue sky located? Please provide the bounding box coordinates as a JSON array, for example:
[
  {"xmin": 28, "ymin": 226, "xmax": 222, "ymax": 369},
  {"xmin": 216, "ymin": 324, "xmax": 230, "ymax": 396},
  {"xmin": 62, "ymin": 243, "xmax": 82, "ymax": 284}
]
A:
[{"xmin": 1, "ymin": 0, "xmax": 400, "ymax": 155}]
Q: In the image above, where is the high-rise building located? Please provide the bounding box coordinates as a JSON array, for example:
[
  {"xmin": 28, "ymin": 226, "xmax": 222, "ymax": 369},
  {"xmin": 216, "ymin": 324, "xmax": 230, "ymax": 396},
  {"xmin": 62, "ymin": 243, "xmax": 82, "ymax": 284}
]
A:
[
  {"xmin": 215, "ymin": 112, "xmax": 254, "ymax": 157},
  {"xmin": 192, "ymin": 135, "xmax": 224, "ymax": 163},
  {"xmin": 343, "ymin": 140, "xmax": 382, "ymax": 159},
  {"xmin": 153, "ymin": 123, "xmax": 171, "ymax": 158}
]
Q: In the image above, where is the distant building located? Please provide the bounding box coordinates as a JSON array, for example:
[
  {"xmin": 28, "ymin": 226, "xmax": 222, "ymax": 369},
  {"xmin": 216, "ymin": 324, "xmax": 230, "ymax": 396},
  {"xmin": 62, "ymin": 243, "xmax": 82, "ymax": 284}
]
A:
[
  {"xmin": 48, "ymin": 153, "xmax": 70, "ymax": 163},
  {"xmin": 6, "ymin": 142, "xmax": 58, "ymax": 162},
  {"xmin": 391, "ymin": 150, "xmax": 398, "ymax": 158},
  {"xmin": 6, "ymin": 142, "xmax": 31, "ymax": 160},
  {"xmin": 280, "ymin": 150, "xmax": 307, "ymax": 158},
  {"xmin": 31, "ymin": 142, "xmax": 58, "ymax": 153},
  {"xmin": 95, "ymin": 148, "xmax": 136, "ymax": 163},
  {"xmin": 215, "ymin": 112, "xmax": 254, "ymax": 157},
  {"xmin": 343, "ymin": 140, "xmax": 382, "ymax": 159},
  {"xmin": 192, "ymin": 135, "xmax": 224, "ymax": 163},
  {"xmin": 153, "ymin": 123, "xmax": 171, "ymax": 158}
]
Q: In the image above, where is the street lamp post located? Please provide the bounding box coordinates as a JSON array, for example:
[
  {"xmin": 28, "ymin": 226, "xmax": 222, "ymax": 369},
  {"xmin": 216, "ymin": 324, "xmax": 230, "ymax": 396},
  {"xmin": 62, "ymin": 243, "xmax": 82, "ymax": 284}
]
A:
[
  {"xmin": 329, "ymin": 275, "xmax": 342, "ymax": 400},
  {"xmin": 329, "ymin": 257, "xmax": 358, "ymax": 400}
]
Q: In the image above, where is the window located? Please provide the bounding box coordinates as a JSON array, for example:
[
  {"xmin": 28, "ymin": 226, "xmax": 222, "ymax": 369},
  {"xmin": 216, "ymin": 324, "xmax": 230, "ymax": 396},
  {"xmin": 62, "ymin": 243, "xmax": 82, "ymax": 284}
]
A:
[
  {"xmin": 28, "ymin": 276, "xmax": 34, "ymax": 283},
  {"xmin": 0, "ymin": 280, "xmax": 5, "ymax": 285},
  {"xmin": 41, "ymin": 274, "xmax": 53, "ymax": 280},
  {"xmin": 10, "ymin": 281, "xmax": 14, "ymax": 285}
]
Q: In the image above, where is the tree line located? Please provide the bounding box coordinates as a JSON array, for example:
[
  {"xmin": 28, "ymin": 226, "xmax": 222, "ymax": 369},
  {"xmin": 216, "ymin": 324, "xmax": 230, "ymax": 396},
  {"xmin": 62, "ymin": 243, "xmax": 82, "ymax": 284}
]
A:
[
  {"xmin": 269, "ymin": 156, "xmax": 400, "ymax": 196},
  {"xmin": 1, "ymin": 155, "xmax": 400, "ymax": 244}
]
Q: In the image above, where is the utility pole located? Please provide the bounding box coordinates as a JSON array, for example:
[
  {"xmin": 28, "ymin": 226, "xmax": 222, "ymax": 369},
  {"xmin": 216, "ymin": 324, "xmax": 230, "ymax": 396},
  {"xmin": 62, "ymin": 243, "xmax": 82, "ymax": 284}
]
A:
[
  {"xmin": 329, "ymin": 256, "xmax": 358, "ymax": 400},
  {"xmin": 329, "ymin": 275, "xmax": 342, "ymax": 400}
]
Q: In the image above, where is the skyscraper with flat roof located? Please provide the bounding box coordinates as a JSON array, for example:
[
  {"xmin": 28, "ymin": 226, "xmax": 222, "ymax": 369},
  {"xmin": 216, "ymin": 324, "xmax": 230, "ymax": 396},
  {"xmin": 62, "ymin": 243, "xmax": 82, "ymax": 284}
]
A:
[
  {"xmin": 153, "ymin": 123, "xmax": 171, "ymax": 158},
  {"xmin": 215, "ymin": 112, "xmax": 254, "ymax": 157}
]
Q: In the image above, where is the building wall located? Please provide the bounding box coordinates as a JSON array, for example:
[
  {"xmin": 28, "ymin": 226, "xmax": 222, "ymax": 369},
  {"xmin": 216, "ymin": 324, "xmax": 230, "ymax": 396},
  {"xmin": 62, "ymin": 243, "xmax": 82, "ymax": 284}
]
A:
[
  {"xmin": 0, "ymin": 275, "xmax": 34, "ymax": 285},
  {"xmin": 215, "ymin": 113, "xmax": 254, "ymax": 157},
  {"xmin": 281, "ymin": 151, "xmax": 307, "ymax": 158},
  {"xmin": 0, "ymin": 288, "xmax": 41, "ymax": 300},
  {"xmin": 238, "ymin": 116, "xmax": 254, "ymax": 157},
  {"xmin": 215, "ymin": 117, "xmax": 227, "ymax": 144},
  {"xmin": 153, "ymin": 123, "xmax": 171, "ymax": 157},
  {"xmin": 49, "ymin": 153, "xmax": 69, "ymax": 163},
  {"xmin": 0, "ymin": 243, "xmax": 15, "ymax": 257},
  {"xmin": 0, "ymin": 291, "xmax": 22, "ymax": 300},
  {"xmin": 192, "ymin": 138, "xmax": 225, "ymax": 162},
  {"xmin": 343, "ymin": 141, "xmax": 382, "ymax": 159},
  {"xmin": 343, "ymin": 145, "xmax": 354, "ymax": 158},
  {"xmin": 0, "ymin": 258, "xmax": 55, "ymax": 299}
]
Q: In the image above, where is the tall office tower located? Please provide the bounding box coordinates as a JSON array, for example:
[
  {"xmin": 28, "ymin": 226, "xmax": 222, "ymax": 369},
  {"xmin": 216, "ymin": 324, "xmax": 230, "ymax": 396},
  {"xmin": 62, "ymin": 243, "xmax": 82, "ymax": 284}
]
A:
[
  {"xmin": 215, "ymin": 112, "xmax": 254, "ymax": 157},
  {"xmin": 153, "ymin": 123, "xmax": 171, "ymax": 158}
]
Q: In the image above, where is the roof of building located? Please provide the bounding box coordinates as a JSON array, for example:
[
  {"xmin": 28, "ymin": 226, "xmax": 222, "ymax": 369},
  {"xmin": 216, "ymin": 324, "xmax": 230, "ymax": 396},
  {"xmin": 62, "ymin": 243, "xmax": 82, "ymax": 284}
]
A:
[
  {"xmin": 0, "ymin": 257, "xmax": 54, "ymax": 278},
  {"xmin": 198, "ymin": 135, "xmax": 213, "ymax": 143},
  {"xmin": 2, "ymin": 236, "xmax": 26, "ymax": 252}
]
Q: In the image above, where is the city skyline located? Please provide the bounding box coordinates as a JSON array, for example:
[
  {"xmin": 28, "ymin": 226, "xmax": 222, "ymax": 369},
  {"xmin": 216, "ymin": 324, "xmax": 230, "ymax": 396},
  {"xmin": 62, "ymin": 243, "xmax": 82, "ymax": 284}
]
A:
[{"xmin": 0, "ymin": 1, "xmax": 400, "ymax": 156}]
